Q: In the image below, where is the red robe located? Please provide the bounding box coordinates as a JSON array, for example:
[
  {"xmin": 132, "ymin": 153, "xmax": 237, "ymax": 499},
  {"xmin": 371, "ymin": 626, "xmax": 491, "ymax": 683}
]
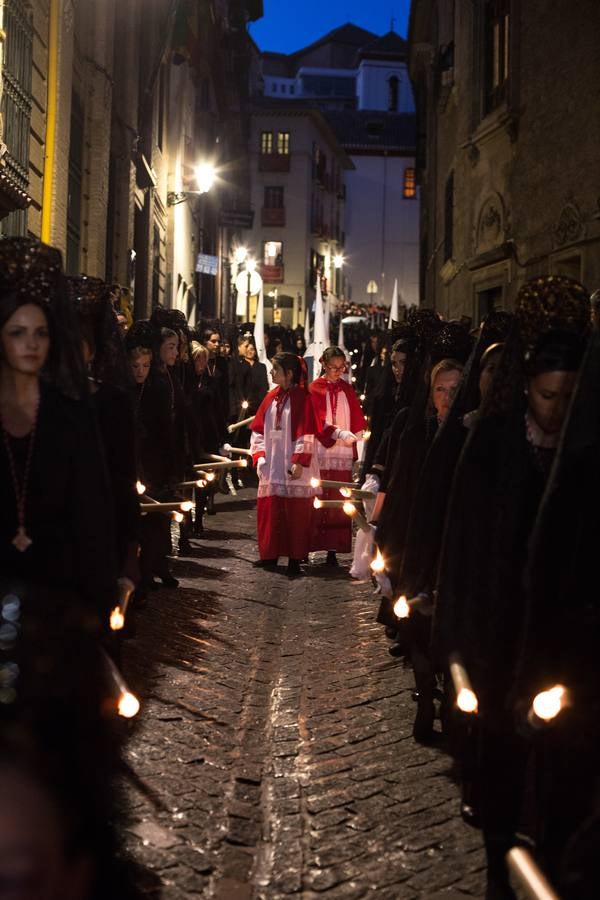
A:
[
  {"xmin": 309, "ymin": 378, "xmax": 366, "ymax": 553},
  {"xmin": 251, "ymin": 387, "xmax": 319, "ymax": 560}
]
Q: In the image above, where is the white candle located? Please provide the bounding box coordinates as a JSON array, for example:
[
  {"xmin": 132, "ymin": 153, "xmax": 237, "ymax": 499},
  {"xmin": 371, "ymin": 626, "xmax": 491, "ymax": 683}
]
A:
[
  {"xmin": 506, "ymin": 847, "xmax": 560, "ymax": 900},
  {"xmin": 449, "ymin": 652, "xmax": 478, "ymax": 714}
]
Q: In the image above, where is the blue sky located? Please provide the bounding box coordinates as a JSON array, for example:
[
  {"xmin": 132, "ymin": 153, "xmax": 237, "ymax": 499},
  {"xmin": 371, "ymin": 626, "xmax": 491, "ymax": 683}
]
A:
[{"xmin": 250, "ymin": 0, "xmax": 411, "ymax": 54}]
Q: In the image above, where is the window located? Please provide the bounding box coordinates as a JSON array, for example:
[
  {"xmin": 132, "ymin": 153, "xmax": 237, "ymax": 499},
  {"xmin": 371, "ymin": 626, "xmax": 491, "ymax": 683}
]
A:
[
  {"xmin": 264, "ymin": 186, "xmax": 284, "ymax": 209},
  {"xmin": 484, "ymin": 0, "xmax": 510, "ymax": 114},
  {"xmin": 277, "ymin": 131, "xmax": 290, "ymax": 155},
  {"xmin": 272, "ymin": 83, "xmax": 278, "ymax": 93},
  {"xmin": 260, "ymin": 131, "xmax": 273, "ymax": 154},
  {"xmin": 290, "ymin": 85, "xmax": 295, "ymax": 95},
  {"xmin": 444, "ymin": 171, "xmax": 454, "ymax": 262},
  {"xmin": 388, "ymin": 75, "xmax": 399, "ymax": 112},
  {"xmin": 281, "ymin": 84, "xmax": 286, "ymax": 93},
  {"xmin": 264, "ymin": 241, "xmax": 283, "ymax": 266},
  {"xmin": 403, "ymin": 168, "xmax": 416, "ymax": 199},
  {"xmin": 1, "ymin": 0, "xmax": 33, "ymax": 236}
]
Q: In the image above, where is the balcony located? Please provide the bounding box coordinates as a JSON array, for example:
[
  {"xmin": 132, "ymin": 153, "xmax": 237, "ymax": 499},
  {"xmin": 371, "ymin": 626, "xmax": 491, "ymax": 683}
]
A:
[
  {"xmin": 261, "ymin": 207, "xmax": 286, "ymax": 226},
  {"xmin": 259, "ymin": 153, "xmax": 290, "ymax": 173},
  {"xmin": 260, "ymin": 263, "xmax": 284, "ymax": 284}
]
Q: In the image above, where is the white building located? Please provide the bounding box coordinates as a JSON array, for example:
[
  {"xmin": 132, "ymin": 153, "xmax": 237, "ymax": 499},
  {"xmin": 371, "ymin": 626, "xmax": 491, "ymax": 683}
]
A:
[{"xmin": 259, "ymin": 25, "xmax": 420, "ymax": 310}]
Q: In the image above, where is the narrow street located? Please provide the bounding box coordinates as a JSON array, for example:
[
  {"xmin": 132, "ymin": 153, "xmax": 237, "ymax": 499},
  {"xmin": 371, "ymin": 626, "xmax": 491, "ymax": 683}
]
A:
[{"xmin": 120, "ymin": 490, "xmax": 486, "ymax": 899}]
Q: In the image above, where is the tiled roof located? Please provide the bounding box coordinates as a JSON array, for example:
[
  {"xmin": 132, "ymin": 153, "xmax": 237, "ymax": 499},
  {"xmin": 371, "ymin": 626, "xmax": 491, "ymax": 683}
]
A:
[
  {"xmin": 324, "ymin": 110, "xmax": 416, "ymax": 151},
  {"xmin": 359, "ymin": 31, "xmax": 407, "ymax": 59}
]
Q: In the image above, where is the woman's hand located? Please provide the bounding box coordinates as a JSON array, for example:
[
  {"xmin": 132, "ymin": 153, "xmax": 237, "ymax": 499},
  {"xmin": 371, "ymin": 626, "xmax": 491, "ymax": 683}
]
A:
[{"xmin": 288, "ymin": 463, "xmax": 302, "ymax": 480}]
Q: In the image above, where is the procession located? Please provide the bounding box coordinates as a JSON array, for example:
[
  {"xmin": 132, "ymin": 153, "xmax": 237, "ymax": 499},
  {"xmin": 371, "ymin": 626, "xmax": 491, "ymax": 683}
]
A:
[{"xmin": 1, "ymin": 0, "xmax": 600, "ymax": 897}]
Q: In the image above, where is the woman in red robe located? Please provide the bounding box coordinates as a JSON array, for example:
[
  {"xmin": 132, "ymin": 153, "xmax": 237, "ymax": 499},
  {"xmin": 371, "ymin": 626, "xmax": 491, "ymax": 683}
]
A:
[
  {"xmin": 250, "ymin": 353, "xmax": 319, "ymax": 578},
  {"xmin": 309, "ymin": 346, "xmax": 367, "ymax": 564}
]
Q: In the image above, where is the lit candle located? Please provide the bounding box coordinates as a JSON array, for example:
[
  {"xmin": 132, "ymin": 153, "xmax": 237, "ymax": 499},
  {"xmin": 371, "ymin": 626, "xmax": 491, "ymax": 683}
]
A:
[
  {"xmin": 229, "ymin": 447, "xmax": 252, "ymax": 457},
  {"xmin": 109, "ymin": 577, "xmax": 135, "ymax": 631},
  {"xmin": 241, "ymin": 400, "xmax": 249, "ymax": 411},
  {"xmin": 110, "ymin": 607, "xmax": 125, "ymax": 631},
  {"xmin": 394, "ymin": 595, "xmax": 410, "ymax": 618},
  {"xmin": 179, "ymin": 479, "xmax": 206, "ymax": 487},
  {"xmin": 342, "ymin": 501, "xmax": 369, "ymax": 531},
  {"xmin": 506, "ymin": 847, "xmax": 560, "ymax": 900},
  {"xmin": 393, "ymin": 593, "xmax": 434, "ymax": 619},
  {"xmin": 227, "ymin": 415, "xmax": 254, "ymax": 433},
  {"xmin": 135, "ymin": 480, "xmax": 146, "ymax": 495},
  {"xmin": 314, "ymin": 478, "xmax": 358, "ymax": 490},
  {"xmin": 141, "ymin": 501, "xmax": 188, "ymax": 512},
  {"xmin": 313, "ymin": 498, "xmax": 346, "ymax": 509},
  {"xmin": 104, "ymin": 652, "xmax": 141, "ymax": 719},
  {"xmin": 194, "ymin": 460, "xmax": 247, "ymax": 471},
  {"xmin": 449, "ymin": 652, "xmax": 478, "ymax": 714},
  {"xmin": 370, "ymin": 548, "xmax": 386, "ymax": 573},
  {"xmin": 180, "ymin": 500, "xmax": 194, "ymax": 512},
  {"xmin": 339, "ymin": 487, "xmax": 376, "ymax": 500},
  {"xmin": 528, "ymin": 685, "xmax": 568, "ymax": 726},
  {"xmin": 172, "ymin": 511, "xmax": 184, "ymax": 523}
]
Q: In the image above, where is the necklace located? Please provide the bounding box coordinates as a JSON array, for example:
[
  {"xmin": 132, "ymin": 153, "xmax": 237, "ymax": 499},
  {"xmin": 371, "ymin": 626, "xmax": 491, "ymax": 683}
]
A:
[{"xmin": 1, "ymin": 403, "xmax": 39, "ymax": 552}]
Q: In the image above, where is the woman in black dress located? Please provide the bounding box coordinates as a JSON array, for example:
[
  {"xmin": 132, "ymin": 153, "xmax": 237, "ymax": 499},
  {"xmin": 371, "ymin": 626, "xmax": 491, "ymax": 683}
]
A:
[
  {"xmin": 0, "ymin": 238, "xmax": 118, "ymax": 623},
  {"xmin": 434, "ymin": 277, "xmax": 590, "ymax": 898}
]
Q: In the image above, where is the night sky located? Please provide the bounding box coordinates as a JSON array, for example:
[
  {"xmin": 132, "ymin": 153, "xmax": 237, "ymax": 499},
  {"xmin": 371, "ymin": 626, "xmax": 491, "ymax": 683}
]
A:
[{"xmin": 250, "ymin": 0, "xmax": 411, "ymax": 54}]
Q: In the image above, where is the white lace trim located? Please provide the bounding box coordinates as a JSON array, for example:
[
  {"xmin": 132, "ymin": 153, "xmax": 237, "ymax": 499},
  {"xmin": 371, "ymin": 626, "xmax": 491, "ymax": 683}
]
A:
[{"xmin": 257, "ymin": 482, "xmax": 318, "ymax": 499}]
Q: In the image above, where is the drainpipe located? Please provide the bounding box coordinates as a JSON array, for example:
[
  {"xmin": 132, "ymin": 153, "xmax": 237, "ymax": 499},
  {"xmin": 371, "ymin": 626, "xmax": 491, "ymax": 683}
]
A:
[{"xmin": 41, "ymin": 0, "xmax": 59, "ymax": 243}]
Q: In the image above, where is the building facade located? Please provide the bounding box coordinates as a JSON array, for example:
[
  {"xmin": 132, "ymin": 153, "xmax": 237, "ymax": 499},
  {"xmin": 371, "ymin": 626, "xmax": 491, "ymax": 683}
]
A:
[
  {"xmin": 246, "ymin": 101, "xmax": 351, "ymax": 327},
  {"xmin": 258, "ymin": 25, "xmax": 420, "ymax": 309},
  {"xmin": 409, "ymin": 0, "xmax": 600, "ymax": 322},
  {"xmin": 0, "ymin": 0, "xmax": 262, "ymax": 324}
]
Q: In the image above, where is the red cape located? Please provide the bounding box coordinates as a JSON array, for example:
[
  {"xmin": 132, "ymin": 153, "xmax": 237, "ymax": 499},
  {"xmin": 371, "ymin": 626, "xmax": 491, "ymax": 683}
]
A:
[
  {"xmin": 251, "ymin": 386, "xmax": 317, "ymax": 466},
  {"xmin": 309, "ymin": 377, "xmax": 366, "ymax": 448}
]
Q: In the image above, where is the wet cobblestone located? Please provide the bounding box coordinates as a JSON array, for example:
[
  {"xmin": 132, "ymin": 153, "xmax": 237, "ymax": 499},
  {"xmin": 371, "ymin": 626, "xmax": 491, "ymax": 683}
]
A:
[{"xmin": 121, "ymin": 490, "xmax": 485, "ymax": 898}]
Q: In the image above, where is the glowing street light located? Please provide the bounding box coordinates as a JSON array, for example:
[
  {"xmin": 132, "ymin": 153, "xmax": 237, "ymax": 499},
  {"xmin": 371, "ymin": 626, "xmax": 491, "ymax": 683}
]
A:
[
  {"xmin": 334, "ymin": 254, "xmax": 345, "ymax": 269},
  {"xmin": 195, "ymin": 161, "xmax": 217, "ymax": 194}
]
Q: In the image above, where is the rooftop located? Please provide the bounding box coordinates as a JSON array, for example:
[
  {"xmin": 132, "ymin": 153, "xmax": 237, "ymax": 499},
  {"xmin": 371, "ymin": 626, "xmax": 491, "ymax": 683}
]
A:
[{"xmin": 324, "ymin": 110, "xmax": 416, "ymax": 152}]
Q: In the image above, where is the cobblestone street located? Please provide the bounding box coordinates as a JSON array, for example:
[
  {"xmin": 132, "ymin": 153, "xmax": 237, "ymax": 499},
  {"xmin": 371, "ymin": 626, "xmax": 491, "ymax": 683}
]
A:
[{"xmin": 121, "ymin": 489, "xmax": 486, "ymax": 899}]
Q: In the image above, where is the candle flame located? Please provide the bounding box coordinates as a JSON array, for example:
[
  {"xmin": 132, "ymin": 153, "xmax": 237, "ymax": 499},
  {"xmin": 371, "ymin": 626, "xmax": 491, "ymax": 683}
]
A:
[
  {"xmin": 172, "ymin": 511, "xmax": 184, "ymax": 523},
  {"xmin": 457, "ymin": 688, "xmax": 479, "ymax": 714},
  {"xmin": 313, "ymin": 498, "xmax": 323, "ymax": 509},
  {"xmin": 394, "ymin": 595, "xmax": 410, "ymax": 618},
  {"xmin": 532, "ymin": 685, "xmax": 566, "ymax": 722},
  {"xmin": 118, "ymin": 691, "xmax": 140, "ymax": 718},
  {"xmin": 310, "ymin": 476, "xmax": 321, "ymax": 488},
  {"xmin": 340, "ymin": 488, "xmax": 352, "ymax": 498},
  {"xmin": 180, "ymin": 500, "xmax": 194, "ymax": 512},
  {"xmin": 241, "ymin": 400, "xmax": 249, "ymax": 410},
  {"xmin": 351, "ymin": 377, "xmax": 357, "ymax": 383},
  {"xmin": 360, "ymin": 393, "xmax": 366, "ymax": 402},
  {"xmin": 196, "ymin": 479, "xmax": 206, "ymax": 487},
  {"xmin": 110, "ymin": 607, "xmax": 125, "ymax": 631},
  {"xmin": 240, "ymin": 459, "xmax": 248, "ymax": 468},
  {"xmin": 370, "ymin": 548, "xmax": 385, "ymax": 573},
  {"xmin": 136, "ymin": 481, "xmax": 146, "ymax": 495},
  {"xmin": 343, "ymin": 501, "xmax": 356, "ymax": 516},
  {"xmin": 205, "ymin": 472, "xmax": 216, "ymax": 482}
]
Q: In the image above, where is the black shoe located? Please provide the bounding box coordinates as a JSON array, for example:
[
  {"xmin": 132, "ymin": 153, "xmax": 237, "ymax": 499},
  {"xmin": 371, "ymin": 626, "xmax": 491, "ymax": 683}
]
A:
[
  {"xmin": 160, "ymin": 574, "xmax": 179, "ymax": 588},
  {"xmin": 412, "ymin": 699, "xmax": 437, "ymax": 744},
  {"xmin": 178, "ymin": 540, "xmax": 193, "ymax": 555},
  {"xmin": 325, "ymin": 551, "xmax": 338, "ymax": 567},
  {"xmin": 388, "ymin": 641, "xmax": 409, "ymax": 658},
  {"xmin": 253, "ymin": 558, "xmax": 278, "ymax": 568},
  {"xmin": 287, "ymin": 559, "xmax": 302, "ymax": 578},
  {"xmin": 384, "ymin": 626, "xmax": 397, "ymax": 640}
]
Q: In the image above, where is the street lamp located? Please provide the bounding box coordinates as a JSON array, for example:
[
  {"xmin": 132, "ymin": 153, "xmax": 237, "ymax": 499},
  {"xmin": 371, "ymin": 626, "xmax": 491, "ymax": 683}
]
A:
[
  {"xmin": 167, "ymin": 160, "xmax": 218, "ymax": 206},
  {"xmin": 334, "ymin": 254, "xmax": 344, "ymax": 269}
]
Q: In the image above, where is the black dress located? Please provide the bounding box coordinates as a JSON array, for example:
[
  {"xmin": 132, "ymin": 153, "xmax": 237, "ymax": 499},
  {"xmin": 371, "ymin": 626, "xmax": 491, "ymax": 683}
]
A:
[
  {"xmin": 94, "ymin": 381, "xmax": 140, "ymax": 572},
  {"xmin": 0, "ymin": 382, "xmax": 118, "ymax": 620}
]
